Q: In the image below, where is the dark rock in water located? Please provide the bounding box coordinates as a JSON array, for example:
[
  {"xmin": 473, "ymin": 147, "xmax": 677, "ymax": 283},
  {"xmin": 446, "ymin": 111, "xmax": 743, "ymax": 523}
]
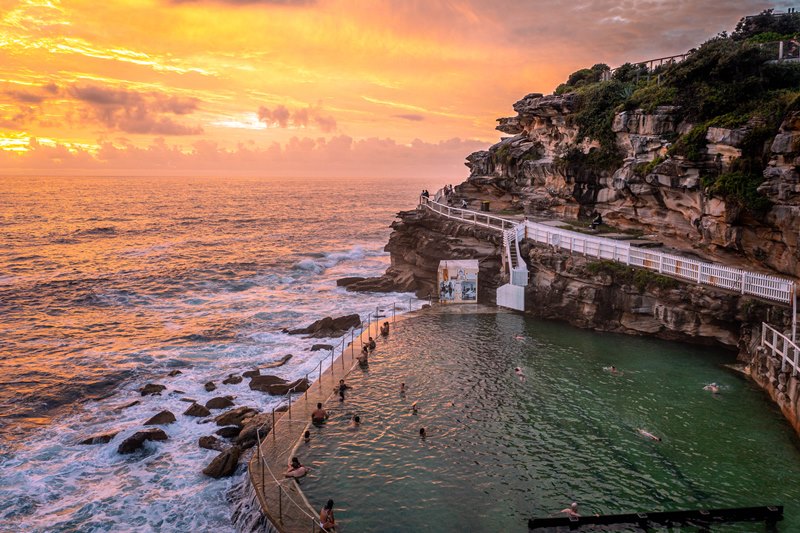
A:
[
  {"xmin": 144, "ymin": 410, "xmax": 176, "ymax": 425},
  {"xmin": 206, "ymin": 396, "xmax": 235, "ymax": 410},
  {"xmin": 198, "ymin": 435, "xmax": 227, "ymax": 452},
  {"xmin": 180, "ymin": 398, "xmax": 196, "ymax": 403},
  {"xmin": 184, "ymin": 403, "xmax": 211, "ymax": 417},
  {"xmin": 139, "ymin": 383, "xmax": 166, "ymax": 396},
  {"xmin": 216, "ymin": 426, "xmax": 242, "ymax": 439},
  {"xmin": 262, "ymin": 378, "xmax": 310, "ymax": 395},
  {"xmin": 275, "ymin": 404, "xmax": 289, "ymax": 413},
  {"xmin": 310, "ymin": 344, "xmax": 333, "ymax": 352},
  {"xmin": 215, "ymin": 406, "xmax": 258, "ymax": 427},
  {"xmin": 236, "ymin": 413, "xmax": 272, "ymax": 449},
  {"xmin": 287, "ymin": 314, "xmax": 361, "ymax": 338},
  {"xmin": 422, "ymin": 304, "xmax": 431, "ymax": 309},
  {"xmin": 79, "ymin": 432, "xmax": 119, "ymax": 445},
  {"xmin": 249, "ymin": 375, "xmax": 287, "ymax": 392},
  {"xmin": 202, "ymin": 446, "xmax": 241, "ymax": 478},
  {"xmin": 263, "ymin": 354, "xmax": 292, "ymax": 368},
  {"xmin": 222, "ymin": 374, "xmax": 243, "ymax": 385},
  {"xmin": 204, "ymin": 381, "xmax": 217, "ymax": 392},
  {"xmin": 345, "ymin": 276, "xmax": 398, "ymax": 293},
  {"xmin": 336, "ymin": 276, "xmax": 365, "ymax": 287},
  {"xmin": 117, "ymin": 428, "xmax": 168, "ymax": 454},
  {"xmin": 116, "ymin": 400, "xmax": 140, "ymax": 411},
  {"xmin": 242, "ymin": 369, "xmax": 260, "ymax": 378},
  {"xmin": 168, "ymin": 370, "xmax": 182, "ymax": 377}
]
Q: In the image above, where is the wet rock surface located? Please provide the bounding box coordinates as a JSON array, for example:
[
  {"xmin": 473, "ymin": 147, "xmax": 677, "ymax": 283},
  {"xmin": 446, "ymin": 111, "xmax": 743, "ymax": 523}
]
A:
[
  {"xmin": 117, "ymin": 428, "xmax": 168, "ymax": 454},
  {"xmin": 144, "ymin": 410, "xmax": 176, "ymax": 425}
]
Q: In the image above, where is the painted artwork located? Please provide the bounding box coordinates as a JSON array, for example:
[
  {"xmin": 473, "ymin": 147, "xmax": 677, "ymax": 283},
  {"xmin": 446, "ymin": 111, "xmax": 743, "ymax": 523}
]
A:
[{"xmin": 438, "ymin": 260, "xmax": 479, "ymax": 304}]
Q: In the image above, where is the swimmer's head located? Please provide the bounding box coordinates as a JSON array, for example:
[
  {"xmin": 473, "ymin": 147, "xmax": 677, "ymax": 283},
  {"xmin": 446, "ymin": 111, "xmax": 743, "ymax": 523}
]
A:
[{"xmin": 571, "ymin": 502, "xmax": 578, "ymax": 510}]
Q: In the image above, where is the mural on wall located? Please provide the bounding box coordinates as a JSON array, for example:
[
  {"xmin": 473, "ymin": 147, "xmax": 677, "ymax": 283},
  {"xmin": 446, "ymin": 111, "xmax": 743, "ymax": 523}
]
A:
[{"xmin": 438, "ymin": 260, "xmax": 478, "ymax": 303}]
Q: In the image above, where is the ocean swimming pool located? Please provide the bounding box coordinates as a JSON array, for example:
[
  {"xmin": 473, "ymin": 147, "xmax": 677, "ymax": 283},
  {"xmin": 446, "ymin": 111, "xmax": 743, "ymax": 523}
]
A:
[{"xmin": 299, "ymin": 310, "xmax": 800, "ymax": 532}]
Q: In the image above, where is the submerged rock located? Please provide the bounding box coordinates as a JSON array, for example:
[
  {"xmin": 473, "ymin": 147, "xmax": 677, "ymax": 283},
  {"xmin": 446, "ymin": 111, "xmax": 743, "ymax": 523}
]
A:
[
  {"xmin": 262, "ymin": 354, "xmax": 292, "ymax": 368},
  {"xmin": 184, "ymin": 403, "xmax": 211, "ymax": 417},
  {"xmin": 204, "ymin": 381, "xmax": 217, "ymax": 392},
  {"xmin": 222, "ymin": 374, "xmax": 243, "ymax": 385},
  {"xmin": 205, "ymin": 396, "xmax": 235, "ymax": 410},
  {"xmin": 202, "ymin": 446, "xmax": 241, "ymax": 478},
  {"xmin": 168, "ymin": 370, "xmax": 182, "ymax": 377},
  {"xmin": 242, "ymin": 369, "xmax": 260, "ymax": 378},
  {"xmin": 115, "ymin": 400, "xmax": 140, "ymax": 411},
  {"xmin": 117, "ymin": 428, "xmax": 168, "ymax": 454},
  {"xmin": 139, "ymin": 383, "xmax": 166, "ymax": 396},
  {"xmin": 79, "ymin": 432, "xmax": 119, "ymax": 445},
  {"xmin": 144, "ymin": 410, "xmax": 176, "ymax": 425}
]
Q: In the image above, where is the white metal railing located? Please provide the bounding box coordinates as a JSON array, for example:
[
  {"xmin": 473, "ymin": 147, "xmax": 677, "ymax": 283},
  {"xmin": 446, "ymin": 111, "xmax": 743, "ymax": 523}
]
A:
[
  {"xmin": 420, "ymin": 195, "xmax": 516, "ymax": 232},
  {"xmin": 762, "ymin": 322, "xmax": 800, "ymax": 376}
]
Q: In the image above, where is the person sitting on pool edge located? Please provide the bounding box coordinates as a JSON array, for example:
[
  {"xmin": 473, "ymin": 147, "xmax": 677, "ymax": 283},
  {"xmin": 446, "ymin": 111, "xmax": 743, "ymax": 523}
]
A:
[
  {"xmin": 357, "ymin": 345, "xmax": 369, "ymax": 367},
  {"xmin": 367, "ymin": 336, "xmax": 377, "ymax": 351},
  {"xmin": 312, "ymin": 403, "xmax": 328, "ymax": 425},
  {"xmin": 380, "ymin": 321, "xmax": 390, "ymax": 337},
  {"xmin": 285, "ymin": 457, "xmax": 308, "ymax": 478},
  {"xmin": 320, "ymin": 499, "xmax": 336, "ymax": 531}
]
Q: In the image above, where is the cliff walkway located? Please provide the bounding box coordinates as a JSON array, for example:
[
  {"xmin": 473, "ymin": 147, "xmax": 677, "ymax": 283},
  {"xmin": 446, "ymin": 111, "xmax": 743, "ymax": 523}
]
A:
[{"xmin": 420, "ymin": 191, "xmax": 800, "ymax": 375}]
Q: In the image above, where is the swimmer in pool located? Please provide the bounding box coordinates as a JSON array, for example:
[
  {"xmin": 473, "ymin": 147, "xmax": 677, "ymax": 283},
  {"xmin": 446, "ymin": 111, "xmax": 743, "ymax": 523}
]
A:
[
  {"xmin": 348, "ymin": 414, "xmax": 361, "ymax": 430},
  {"xmin": 703, "ymin": 382, "xmax": 720, "ymax": 394},
  {"xmin": 637, "ymin": 428, "xmax": 661, "ymax": 441},
  {"xmin": 605, "ymin": 365, "xmax": 623, "ymax": 375},
  {"xmin": 419, "ymin": 427, "xmax": 426, "ymax": 439},
  {"xmin": 559, "ymin": 502, "xmax": 580, "ymax": 517},
  {"xmin": 515, "ymin": 367, "xmax": 526, "ymax": 383},
  {"xmin": 411, "ymin": 401, "xmax": 418, "ymax": 415},
  {"xmin": 400, "ymin": 382, "xmax": 406, "ymax": 395},
  {"xmin": 285, "ymin": 457, "xmax": 308, "ymax": 478}
]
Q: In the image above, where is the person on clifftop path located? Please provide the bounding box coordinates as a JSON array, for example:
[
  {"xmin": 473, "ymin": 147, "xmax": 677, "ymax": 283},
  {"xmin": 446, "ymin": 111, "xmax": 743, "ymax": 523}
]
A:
[{"xmin": 320, "ymin": 499, "xmax": 336, "ymax": 531}]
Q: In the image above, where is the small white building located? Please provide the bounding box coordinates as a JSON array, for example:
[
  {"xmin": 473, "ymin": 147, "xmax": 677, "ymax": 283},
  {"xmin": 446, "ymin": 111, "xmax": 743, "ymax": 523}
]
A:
[{"xmin": 437, "ymin": 259, "xmax": 479, "ymax": 303}]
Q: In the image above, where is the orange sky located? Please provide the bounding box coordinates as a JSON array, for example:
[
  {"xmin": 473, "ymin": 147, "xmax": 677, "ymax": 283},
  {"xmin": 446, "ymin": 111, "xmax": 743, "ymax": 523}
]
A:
[{"xmin": 0, "ymin": 0, "xmax": 789, "ymax": 177}]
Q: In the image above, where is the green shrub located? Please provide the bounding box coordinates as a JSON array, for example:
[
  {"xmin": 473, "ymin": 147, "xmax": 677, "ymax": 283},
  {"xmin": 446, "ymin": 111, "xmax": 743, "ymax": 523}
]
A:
[
  {"xmin": 633, "ymin": 156, "xmax": 665, "ymax": 177},
  {"xmin": 668, "ymin": 123, "xmax": 710, "ymax": 161},
  {"xmin": 586, "ymin": 260, "xmax": 678, "ymax": 292}
]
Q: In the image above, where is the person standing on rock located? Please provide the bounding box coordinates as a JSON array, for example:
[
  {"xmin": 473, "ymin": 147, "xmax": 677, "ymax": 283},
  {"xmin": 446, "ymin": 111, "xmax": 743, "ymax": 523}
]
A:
[{"xmin": 320, "ymin": 499, "xmax": 336, "ymax": 531}]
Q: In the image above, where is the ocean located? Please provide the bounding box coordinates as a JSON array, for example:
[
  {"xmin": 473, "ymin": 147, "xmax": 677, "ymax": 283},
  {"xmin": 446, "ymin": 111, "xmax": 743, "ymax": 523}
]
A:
[{"xmin": 0, "ymin": 175, "xmax": 437, "ymax": 532}]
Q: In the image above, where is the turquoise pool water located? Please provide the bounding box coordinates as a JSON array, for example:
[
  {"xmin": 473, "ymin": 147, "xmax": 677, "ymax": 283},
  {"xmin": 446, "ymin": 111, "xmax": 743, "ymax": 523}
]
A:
[{"xmin": 300, "ymin": 312, "xmax": 800, "ymax": 532}]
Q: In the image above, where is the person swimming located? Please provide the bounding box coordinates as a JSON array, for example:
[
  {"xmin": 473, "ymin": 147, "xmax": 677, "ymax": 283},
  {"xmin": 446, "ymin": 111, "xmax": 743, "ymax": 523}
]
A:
[
  {"xmin": 411, "ymin": 401, "xmax": 418, "ymax": 415},
  {"xmin": 604, "ymin": 365, "xmax": 623, "ymax": 375},
  {"xmin": 304, "ymin": 430, "xmax": 311, "ymax": 443},
  {"xmin": 637, "ymin": 428, "xmax": 661, "ymax": 441},
  {"xmin": 348, "ymin": 414, "xmax": 361, "ymax": 430},
  {"xmin": 703, "ymin": 382, "xmax": 720, "ymax": 394},
  {"xmin": 514, "ymin": 367, "xmax": 526, "ymax": 382},
  {"xmin": 419, "ymin": 427, "xmax": 426, "ymax": 439},
  {"xmin": 559, "ymin": 502, "xmax": 580, "ymax": 517},
  {"xmin": 400, "ymin": 382, "xmax": 406, "ymax": 395}
]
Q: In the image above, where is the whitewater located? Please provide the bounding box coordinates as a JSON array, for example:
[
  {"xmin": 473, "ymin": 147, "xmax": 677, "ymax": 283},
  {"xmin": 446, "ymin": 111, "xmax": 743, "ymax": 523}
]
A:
[{"xmin": 0, "ymin": 175, "xmax": 437, "ymax": 532}]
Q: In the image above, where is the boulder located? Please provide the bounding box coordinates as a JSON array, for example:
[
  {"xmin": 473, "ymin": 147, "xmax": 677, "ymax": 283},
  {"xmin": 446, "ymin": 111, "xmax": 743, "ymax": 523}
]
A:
[
  {"xmin": 198, "ymin": 435, "xmax": 227, "ymax": 452},
  {"xmin": 310, "ymin": 344, "xmax": 333, "ymax": 352},
  {"xmin": 286, "ymin": 314, "xmax": 361, "ymax": 338},
  {"xmin": 235, "ymin": 413, "xmax": 272, "ymax": 449},
  {"xmin": 336, "ymin": 276, "xmax": 365, "ymax": 287},
  {"xmin": 262, "ymin": 378, "xmax": 310, "ymax": 396},
  {"xmin": 117, "ymin": 428, "xmax": 168, "ymax": 454},
  {"xmin": 216, "ymin": 426, "xmax": 242, "ymax": 439},
  {"xmin": 184, "ymin": 403, "xmax": 211, "ymax": 417},
  {"xmin": 263, "ymin": 354, "xmax": 293, "ymax": 368},
  {"xmin": 144, "ymin": 410, "xmax": 176, "ymax": 425},
  {"xmin": 206, "ymin": 396, "xmax": 235, "ymax": 410},
  {"xmin": 204, "ymin": 381, "xmax": 216, "ymax": 392},
  {"xmin": 79, "ymin": 432, "xmax": 119, "ymax": 445},
  {"xmin": 249, "ymin": 375, "xmax": 288, "ymax": 392},
  {"xmin": 168, "ymin": 370, "xmax": 182, "ymax": 377},
  {"xmin": 202, "ymin": 446, "xmax": 241, "ymax": 479},
  {"xmin": 139, "ymin": 383, "xmax": 166, "ymax": 396},
  {"xmin": 115, "ymin": 400, "xmax": 140, "ymax": 411},
  {"xmin": 242, "ymin": 369, "xmax": 260, "ymax": 378},
  {"xmin": 215, "ymin": 406, "xmax": 258, "ymax": 427},
  {"xmin": 344, "ymin": 277, "xmax": 397, "ymax": 293},
  {"xmin": 222, "ymin": 374, "xmax": 243, "ymax": 385}
]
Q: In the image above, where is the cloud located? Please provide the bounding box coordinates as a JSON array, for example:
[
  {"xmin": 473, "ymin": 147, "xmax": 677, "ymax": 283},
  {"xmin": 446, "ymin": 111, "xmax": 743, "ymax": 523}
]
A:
[
  {"xmin": 258, "ymin": 104, "xmax": 337, "ymax": 132},
  {"xmin": 0, "ymin": 135, "xmax": 487, "ymax": 178},
  {"xmin": 68, "ymin": 85, "xmax": 202, "ymax": 135},
  {"xmin": 395, "ymin": 114, "xmax": 425, "ymax": 121},
  {"xmin": 169, "ymin": 0, "xmax": 315, "ymax": 5}
]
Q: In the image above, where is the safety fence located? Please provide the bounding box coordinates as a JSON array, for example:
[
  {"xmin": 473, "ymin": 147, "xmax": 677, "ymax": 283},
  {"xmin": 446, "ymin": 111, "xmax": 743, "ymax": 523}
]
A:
[
  {"xmin": 419, "ymin": 194, "xmax": 795, "ymax": 305},
  {"xmin": 248, "ymin": 300, "xmax": 411, "ymax": 532},
  {"xmin": 762, "ymin": 322, "xmax": 800, "ymax": 376}
]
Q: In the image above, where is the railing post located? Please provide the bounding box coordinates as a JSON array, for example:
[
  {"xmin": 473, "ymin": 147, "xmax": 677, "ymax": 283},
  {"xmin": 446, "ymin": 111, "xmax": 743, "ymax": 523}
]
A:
[
  {"xmin": 762, "ymin": 323, "xmax": 766, "ymax": 346},
  {"xmin": 741, "ymin": 272, "xmax": 746, "ymax": 294},
  {"xmin": 318, "ymin": 363, "xmax": 322, "ymax": 391},
  {"xmin": 272, "ymin": 407, "xmax": 276, "ymax": 441},
  {"xmin": 304, "ymin": 374, "xmax": 308, "ymax": 400},
  {"xmin": 288, "ymin": 394, "xmax": 292, "ymax": 420},
  {"xmin": 278, "ymin": 484, "xmax": 283, "ymax": 522}
]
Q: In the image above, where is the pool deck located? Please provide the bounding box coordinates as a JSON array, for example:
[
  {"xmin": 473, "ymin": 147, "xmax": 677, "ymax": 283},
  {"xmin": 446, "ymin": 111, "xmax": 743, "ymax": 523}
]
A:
[{"xmin": 248, "ymin": 304, "xmax": 504, "ymax": 532}]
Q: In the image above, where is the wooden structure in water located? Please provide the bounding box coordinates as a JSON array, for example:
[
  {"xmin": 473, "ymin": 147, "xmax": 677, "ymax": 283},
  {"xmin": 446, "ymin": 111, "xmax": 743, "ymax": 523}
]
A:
[{"xmin": 528, "ymin": 505, "xmax": 783, "ymax": 530}]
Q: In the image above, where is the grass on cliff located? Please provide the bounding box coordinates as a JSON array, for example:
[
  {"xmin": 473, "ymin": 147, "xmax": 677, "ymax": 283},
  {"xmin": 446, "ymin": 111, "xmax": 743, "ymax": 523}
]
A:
[{"xmin": 586, "ymin": 260, "xmax": 679, "ymax": 292}]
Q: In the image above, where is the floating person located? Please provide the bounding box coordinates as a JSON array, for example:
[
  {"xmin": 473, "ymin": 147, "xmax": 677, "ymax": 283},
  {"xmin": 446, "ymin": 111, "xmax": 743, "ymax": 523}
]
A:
[
  {"xmin": 514, "ymin": 335, "xmax": 525, "ymax": 342},
  {"xmin": 320, "ymin": 499, "xmax": 336, "ymax": 531},
  {"xmin": 411, "ymin": 401, "xmax": 418, "ymax": 415},
  {"xmin": 367, "ymin": 337, "xmax": 377, "ymax": 351},
  {"xmin": 604, "ymin": 365, "xmax": 623, "ymax": 376},
  {"xmin": 637, "ymin": 428, "xmax": 661, "ymax": 441},
  {"xmin": 515, "ymin": 367, "xmax": 526, "ymax": 383},
  {"xmin": 419, "ymin": 427, "xmax": 426, "ymax": 439},
  {"xmin": 703, "ymin": 382, "xmax": 720, "ymax": 394},
  {"xmin": 348, "ymin": 414, "xmax": 361, "ymax": 430},
  {"xmin": 285, "ymin": 457, "xmax": 308, "ymax": 478},
  {"xmin": 311, "ymin": 403, "xmax": 329, "ymax": 425},
  {"xmin": 559, "ymin": 502, "xmax": 580, "ymax": 517},
  {"xmin": 400, "ymin": 382, "xmax": 406, "ymax": 395}
]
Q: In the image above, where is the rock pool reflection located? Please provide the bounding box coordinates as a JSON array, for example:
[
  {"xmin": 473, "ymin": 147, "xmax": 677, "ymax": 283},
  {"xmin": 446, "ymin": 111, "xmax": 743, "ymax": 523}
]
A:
[{"xmin": 300, "ymin": 312, "xmax": 800, "ymax": 532}]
